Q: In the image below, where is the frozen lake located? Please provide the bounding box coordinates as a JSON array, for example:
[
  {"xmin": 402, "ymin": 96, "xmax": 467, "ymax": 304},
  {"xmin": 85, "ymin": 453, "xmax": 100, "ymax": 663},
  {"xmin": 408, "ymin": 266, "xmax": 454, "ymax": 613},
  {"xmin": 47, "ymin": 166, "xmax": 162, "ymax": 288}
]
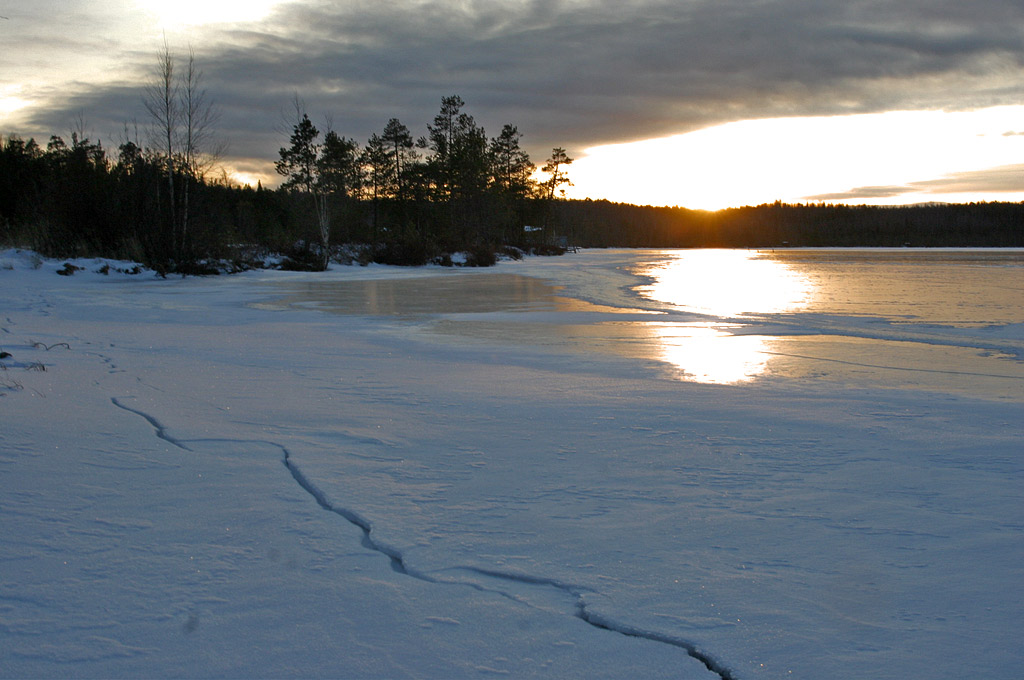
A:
[
  {"xmin": 3, "ymin": 248, "xmax": 1022, "ymax": 679},
  {"xmin": 278, "ymin": 248, "xmax": 1024, "ymax": 400}
]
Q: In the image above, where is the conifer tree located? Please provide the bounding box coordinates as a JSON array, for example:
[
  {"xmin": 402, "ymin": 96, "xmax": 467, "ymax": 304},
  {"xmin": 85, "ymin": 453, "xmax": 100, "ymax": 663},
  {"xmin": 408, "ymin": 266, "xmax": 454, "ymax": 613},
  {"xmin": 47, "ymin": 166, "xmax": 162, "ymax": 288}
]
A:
[{"xmin": 276, "ymin": 111, "xmax": 330, "ymax": 269}]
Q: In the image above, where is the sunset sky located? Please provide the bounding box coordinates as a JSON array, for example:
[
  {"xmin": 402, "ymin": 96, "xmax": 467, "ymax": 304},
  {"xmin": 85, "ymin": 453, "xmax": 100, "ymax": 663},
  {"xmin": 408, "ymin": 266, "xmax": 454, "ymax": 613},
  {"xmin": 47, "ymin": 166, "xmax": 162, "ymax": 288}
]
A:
[{"xmin": 4, "ymin": 0, "xmax": 1024, "ymax": 209}]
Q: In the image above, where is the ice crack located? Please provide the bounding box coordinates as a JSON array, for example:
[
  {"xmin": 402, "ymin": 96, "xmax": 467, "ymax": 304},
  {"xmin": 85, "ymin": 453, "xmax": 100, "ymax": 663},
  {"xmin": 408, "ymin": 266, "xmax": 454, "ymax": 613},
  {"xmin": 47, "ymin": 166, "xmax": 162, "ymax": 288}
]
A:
[
  {"xmin": 577, "ymin": 608, "xmax": 737, "ymax": 680},
  {"xmin": 281, "ymin": 452, "xmax": 736, "ymax": 677},
  {"xmin": 455, "ymin": 566, "xmax": 737, "ymax": 680},
  {"xmin": 105, "ymin": 399, "xmax": 735, "ymax": 678},
  {"xmin": 110, "ymin": 397, "xmax": 192, "ymax": 451},
  {"xmin": 278, "ymin": 445, "xmax": 427, "ymax": 580}
]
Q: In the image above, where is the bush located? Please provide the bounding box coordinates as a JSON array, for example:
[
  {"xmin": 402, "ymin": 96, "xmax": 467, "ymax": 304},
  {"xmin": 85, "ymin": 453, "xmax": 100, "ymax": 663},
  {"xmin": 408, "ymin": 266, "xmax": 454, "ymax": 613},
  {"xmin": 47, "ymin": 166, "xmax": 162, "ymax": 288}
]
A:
[
  {"xmin": 463, "ymin": 244, "xmax": 497, "ymax": 267},
  {"xmin": 372, "ymin": 236, "xmax": 436, "ymax": 266}
]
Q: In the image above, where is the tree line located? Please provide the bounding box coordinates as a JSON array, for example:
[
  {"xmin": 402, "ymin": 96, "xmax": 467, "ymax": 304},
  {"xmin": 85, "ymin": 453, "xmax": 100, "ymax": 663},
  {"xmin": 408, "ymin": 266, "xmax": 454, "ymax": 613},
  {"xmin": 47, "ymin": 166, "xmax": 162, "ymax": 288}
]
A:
[
  {"xmin": 0, "ymin": 100, "xmax": 574, "ymax": 271},
  {"xmin": 553, "ymin": 199, "xmax": 1024, "ymax": 248},
  {"xmin": 4, "ymin": 124, "xmax": 1020, "ymax": 275}
]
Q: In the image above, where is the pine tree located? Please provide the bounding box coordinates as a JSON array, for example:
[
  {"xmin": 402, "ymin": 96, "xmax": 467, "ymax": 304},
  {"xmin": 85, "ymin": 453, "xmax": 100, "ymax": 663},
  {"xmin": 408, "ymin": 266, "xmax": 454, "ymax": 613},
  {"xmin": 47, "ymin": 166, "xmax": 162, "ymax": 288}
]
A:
[{"xmin": 276, "ymin": 112, "xmax": 330, "ymax": 269}]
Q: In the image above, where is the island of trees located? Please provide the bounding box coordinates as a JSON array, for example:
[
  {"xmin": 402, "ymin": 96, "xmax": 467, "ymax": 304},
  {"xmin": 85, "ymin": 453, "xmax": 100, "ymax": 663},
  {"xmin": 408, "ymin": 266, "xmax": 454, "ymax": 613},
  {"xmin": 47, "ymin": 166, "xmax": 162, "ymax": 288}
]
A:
[
  {"xmin": 1, "ymin": 50, "xmax": 1021, "ymax": 272},
  {"xmin": 1, "ymin": 91, "xmax": 576, "ymax": 272}
]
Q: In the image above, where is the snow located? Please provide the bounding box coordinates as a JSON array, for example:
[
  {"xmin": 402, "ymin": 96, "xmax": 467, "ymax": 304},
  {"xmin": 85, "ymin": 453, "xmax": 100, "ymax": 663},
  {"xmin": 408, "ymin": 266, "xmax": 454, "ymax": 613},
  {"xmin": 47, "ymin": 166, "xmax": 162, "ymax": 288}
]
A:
[{"xmin": 1, "ymin": 248, "xmax": 1021, "ymax": 679}]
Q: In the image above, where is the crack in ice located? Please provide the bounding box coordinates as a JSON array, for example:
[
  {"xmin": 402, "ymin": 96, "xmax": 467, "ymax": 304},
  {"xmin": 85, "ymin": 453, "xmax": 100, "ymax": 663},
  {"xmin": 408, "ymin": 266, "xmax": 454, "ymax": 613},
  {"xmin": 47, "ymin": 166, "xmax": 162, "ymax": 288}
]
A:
[
  {"xmin": 454, "ymin": 566, "xmax": 737, "ymax": 680},
  {"xmin": 280, "ymin": 453, "xmax": 738, "ymax": 679},
  {"xmin": 110, "ymin": 398, "xmax": 192, "ymax": 451},
  {"xmin": 108, "ymin": 398, "xmax": 736, "ymax": 679},
  {"xmin": 277, "ymin": 444, "xmax": 422, "ymax": 578}
]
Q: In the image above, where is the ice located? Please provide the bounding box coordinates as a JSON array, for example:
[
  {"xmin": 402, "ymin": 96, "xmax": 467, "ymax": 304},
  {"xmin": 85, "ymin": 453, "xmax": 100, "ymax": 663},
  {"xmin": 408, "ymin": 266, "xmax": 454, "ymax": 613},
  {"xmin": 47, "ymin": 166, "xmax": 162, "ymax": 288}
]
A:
[{"xmin": 1, "ymin": 248, "xmax": 1021, "ymax": 679}]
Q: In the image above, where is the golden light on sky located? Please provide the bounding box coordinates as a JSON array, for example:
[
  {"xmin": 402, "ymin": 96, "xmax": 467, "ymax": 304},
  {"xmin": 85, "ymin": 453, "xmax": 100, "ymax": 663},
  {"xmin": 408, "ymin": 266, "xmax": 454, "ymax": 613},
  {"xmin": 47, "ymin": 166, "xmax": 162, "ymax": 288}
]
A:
[
  {"xmin": 566, "ymin": 106, "xmax": 1024, "ymax": 209},
  {"xmin": 7, "ymin": 1, "xmax": 1024, "ymax": 211},
  {"xmin": 227, "ymin": 172, "xmax": 263, "ymax": 188},
  {"xmin": 0, "ymin": 88, "xmax": 31, "ymax": 117}
]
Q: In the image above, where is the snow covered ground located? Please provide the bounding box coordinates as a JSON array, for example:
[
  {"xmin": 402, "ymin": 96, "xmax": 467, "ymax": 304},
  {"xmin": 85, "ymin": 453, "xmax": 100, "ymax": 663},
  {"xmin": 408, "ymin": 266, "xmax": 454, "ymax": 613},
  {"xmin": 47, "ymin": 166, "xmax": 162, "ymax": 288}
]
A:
[{"xmin": 1, "ymin": 248, "xmax": 1021, "ymax": 679}]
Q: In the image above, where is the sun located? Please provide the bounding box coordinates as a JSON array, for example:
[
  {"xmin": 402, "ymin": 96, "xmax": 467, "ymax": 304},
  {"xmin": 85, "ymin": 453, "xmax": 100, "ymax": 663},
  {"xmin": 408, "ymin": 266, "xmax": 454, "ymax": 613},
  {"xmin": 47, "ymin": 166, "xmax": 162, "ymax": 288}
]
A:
[{"xmin": 135, "ymin": 0, "xmax": 283, "ymax": 27}]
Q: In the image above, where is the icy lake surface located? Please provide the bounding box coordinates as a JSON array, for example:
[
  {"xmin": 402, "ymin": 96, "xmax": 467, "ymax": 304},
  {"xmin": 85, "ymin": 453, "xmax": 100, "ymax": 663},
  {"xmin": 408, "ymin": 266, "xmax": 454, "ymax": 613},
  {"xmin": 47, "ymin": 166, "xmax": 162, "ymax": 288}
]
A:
[
  {"xmin": 2, "ymin": 248, "xmax": 1022, "ymax": 679},
  {"xmin": 280, "ymin": 248, "xmax": 1024, "ymax": 399}
]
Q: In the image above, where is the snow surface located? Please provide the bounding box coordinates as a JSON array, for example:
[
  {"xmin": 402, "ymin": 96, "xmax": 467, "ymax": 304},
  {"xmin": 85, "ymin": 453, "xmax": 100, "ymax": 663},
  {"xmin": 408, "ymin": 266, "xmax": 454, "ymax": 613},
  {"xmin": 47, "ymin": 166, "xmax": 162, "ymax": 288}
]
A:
[{"xmin": 1, "ymin": 248, "xmax": 1021, "ymax": 679}]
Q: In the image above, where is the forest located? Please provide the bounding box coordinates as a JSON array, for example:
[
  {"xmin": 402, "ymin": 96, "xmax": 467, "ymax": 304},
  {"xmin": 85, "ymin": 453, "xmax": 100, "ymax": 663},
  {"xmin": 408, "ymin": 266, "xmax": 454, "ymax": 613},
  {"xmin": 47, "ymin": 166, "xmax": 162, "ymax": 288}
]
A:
[
  {"xmin": 0, "ymin": 91, "xmax": 575, "ymax": 272},
  {"xmin": 2, "ymin": 69, "xmax": 1022, "ymax": 272},
  {"xmin": 552, "ymin": 198, "xmax": 1024, "ymax": 249},
  {"xmin": 3, "ymin": 117, "xmax": 1022, "ymax": 275}
]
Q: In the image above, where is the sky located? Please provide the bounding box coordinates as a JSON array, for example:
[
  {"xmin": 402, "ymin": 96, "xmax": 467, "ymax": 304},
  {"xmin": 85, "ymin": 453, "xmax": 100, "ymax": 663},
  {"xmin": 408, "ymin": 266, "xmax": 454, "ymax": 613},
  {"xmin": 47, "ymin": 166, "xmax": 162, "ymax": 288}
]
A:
[{"xmin": 3, "ymin": 0, "xmax": 1024, "ymax": 209}]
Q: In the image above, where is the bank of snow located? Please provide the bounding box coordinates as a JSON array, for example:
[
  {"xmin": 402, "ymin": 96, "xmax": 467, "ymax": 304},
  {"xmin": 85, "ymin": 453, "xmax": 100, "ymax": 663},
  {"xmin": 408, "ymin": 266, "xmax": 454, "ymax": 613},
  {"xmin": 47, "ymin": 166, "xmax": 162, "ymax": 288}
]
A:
[{"xmin": 1, "ymin": 248, "xmax": 1021, "ymax": 679}]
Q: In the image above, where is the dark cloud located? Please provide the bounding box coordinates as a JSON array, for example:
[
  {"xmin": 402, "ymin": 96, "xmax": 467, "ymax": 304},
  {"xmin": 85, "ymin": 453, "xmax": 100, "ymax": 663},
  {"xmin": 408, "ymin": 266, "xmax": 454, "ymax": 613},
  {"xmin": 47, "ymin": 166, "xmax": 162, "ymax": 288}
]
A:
[{"xmin": 13, "ymin": 0, "xmax": 1024, "ymax": 179}]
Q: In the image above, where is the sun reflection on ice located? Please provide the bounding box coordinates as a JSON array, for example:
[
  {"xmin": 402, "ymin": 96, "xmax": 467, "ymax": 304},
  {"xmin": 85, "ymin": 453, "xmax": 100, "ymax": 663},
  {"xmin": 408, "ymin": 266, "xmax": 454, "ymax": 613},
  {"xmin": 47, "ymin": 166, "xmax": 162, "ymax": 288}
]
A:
[
  {"xmin": 635, "ymin": 250, "xmax": 811, "ymax": 384},
  {"xmin": 636, "ymin": 249, "xmax": 813, "ymax": 317},
  {"xmin": 646, "ymin": 323, "xmax": 773, "ymax": 384}
]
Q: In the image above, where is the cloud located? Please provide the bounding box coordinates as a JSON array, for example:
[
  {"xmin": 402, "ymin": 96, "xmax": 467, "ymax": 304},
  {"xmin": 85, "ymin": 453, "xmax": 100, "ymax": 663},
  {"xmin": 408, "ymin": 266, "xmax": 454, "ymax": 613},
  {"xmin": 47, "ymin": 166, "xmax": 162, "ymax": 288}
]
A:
[
  {"xmin": 805, "ymin": 164, "xmax": 1024, "ymax": 202},
  {"xmin": 9, "ymin": 0, "xmax": 1024, "ymax": 177},
  {"xmin": 805, "ymin": 185, "xmax": 912, "ymax": 202},
  {"xmin": 911, "ymin": 163, "xmax": 1024, "ymax": 193}
]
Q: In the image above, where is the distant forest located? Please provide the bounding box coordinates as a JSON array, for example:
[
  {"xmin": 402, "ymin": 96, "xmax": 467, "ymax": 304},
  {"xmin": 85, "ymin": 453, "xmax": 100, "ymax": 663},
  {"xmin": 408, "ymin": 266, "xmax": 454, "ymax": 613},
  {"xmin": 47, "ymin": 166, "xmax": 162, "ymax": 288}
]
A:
[
  {"xmin": 2, "ymin": 123, "xmax": 1022, "ymax": 273},
  {"xmin": 554, "ymin": 198, "xmax": 1024, "ymax": 249},
  {"xmin": 2, "ymin": 77, "xmax": 1022, "ymax": 272}
]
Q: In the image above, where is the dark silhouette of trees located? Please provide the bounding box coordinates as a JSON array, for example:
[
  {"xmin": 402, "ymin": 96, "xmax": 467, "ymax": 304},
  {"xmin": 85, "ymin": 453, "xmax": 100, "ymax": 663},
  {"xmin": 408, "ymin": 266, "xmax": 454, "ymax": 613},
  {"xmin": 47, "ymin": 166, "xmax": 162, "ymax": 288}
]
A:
[
  {"xmin": 488, "ymin": 124, "xmax": 537, "ymax": 243},
  {"xmin": 425, "ymin": 95, "xmax": 490, "ymax": 242},
  {"xmin": 380, "ymin": 118, "xmax": 418, "ymax": 232},
  {"xmin": 360, "ymin": 133, "xmax": 391, "ymax": 242},
  {"xmin": 276, "ymin": 109, "xmax": 332, "ymax": 269},
  {"xmin": 541, "ymin": 147, "xmax": 573, "ymax": 200},
  {"xmin": 5, "ymin": 87, "xmax": 1021, "ymax": 274}
]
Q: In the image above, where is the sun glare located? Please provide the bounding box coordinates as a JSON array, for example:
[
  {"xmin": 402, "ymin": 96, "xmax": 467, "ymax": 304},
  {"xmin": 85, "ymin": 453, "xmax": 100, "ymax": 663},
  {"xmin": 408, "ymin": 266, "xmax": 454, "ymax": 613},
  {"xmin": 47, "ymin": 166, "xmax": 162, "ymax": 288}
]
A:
[
  {"xmin": 228, "ymin": 171, "xmax": 265, "ymax": 188},
  {"xmin": 0, "ymin": 85, "xmax": 31, "ymax": 117},
  {"xmin": 0, "ymin": 96, "xmax": 30, "ymax": 116},
  {"xmin": 568, "ymin": 106, "xmax": 1024, "ymax": 209},
  {"xmin": 635, "ymin": 250, "xmax": 813, "ymax": 318},
  {"xmin": 646, "ymin": 323, "xmax": 772, "ymax": 384},
  {"xmin": 136, "ymin": 0, "xmax": 283, "ymax": 27},
  {"xmin": 626, "ymin": 250, "xmax": 812, "ymax": 383}
]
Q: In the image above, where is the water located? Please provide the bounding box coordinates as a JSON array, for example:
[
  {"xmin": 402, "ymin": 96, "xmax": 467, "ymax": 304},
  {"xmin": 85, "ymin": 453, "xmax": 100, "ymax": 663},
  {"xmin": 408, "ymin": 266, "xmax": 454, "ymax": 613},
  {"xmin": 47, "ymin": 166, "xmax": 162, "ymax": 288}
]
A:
[{"xmin": 276, "ymin": 249, "xmax": 1024, "ymax": 400}]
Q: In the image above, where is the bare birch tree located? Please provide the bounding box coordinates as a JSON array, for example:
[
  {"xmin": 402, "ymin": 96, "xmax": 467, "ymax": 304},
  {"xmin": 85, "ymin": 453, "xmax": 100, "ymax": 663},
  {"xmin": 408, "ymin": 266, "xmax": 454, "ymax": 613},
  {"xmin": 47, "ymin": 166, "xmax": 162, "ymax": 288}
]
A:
[
  {"xmin": 143, "ymin": 40, "xmax": 223, "ymax": 259},
  {"xmin": 179, "ymin": 46, "xmax": 224, "ymax": 250},
  {"xmin": 143, "ymin": 38, "xmax": 178, "ymax": 251}
]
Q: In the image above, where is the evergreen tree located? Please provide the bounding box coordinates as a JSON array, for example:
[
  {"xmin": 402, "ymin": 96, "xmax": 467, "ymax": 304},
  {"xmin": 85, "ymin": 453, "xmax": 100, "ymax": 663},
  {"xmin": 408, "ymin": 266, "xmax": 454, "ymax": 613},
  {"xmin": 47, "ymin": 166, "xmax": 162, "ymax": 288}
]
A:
[
  {"xmin": 426, "ymin": 95, "xmax": 489, "ymax": 240},
  {"xmin": 276, "ymin": 112, "xmax": 330, "ymax": 269},
  {"xmin": 541, "ymin": 147, "xmax": 573, "ymax": 200},
  {"xmin": 318, "ymin": 131, "xmax": 361, "ymax": 198},
  {"xmin": 360, "ymin": 133, "xmax": 392, "ymax": 242},
  {"xmin": 488, "ymin": 124, "xmax": 536, "ymax": 241},
  {"xmin": 379, "ymin": 118, "xmax": 418, "ymax": 232}
]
